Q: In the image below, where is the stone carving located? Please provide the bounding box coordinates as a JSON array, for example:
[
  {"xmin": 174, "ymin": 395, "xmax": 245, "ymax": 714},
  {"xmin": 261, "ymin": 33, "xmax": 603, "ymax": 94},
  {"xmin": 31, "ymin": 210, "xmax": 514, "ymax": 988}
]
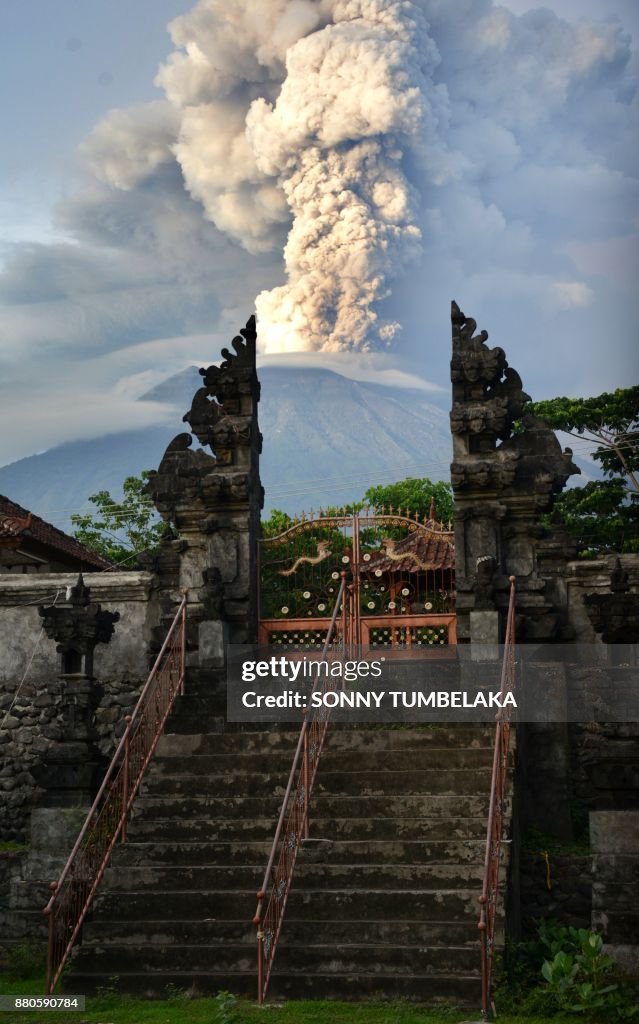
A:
[
  {"xmin": 450, "ymin": 300, "xmax": 579, "ymax": 641},
  {"xmin": 584, "ymin": 558, "xmax": 639, "ymax": 643},
  {"xmin": 450, "ymin": 449, "xmax": 519, "ymax": 492},
  {"xmin": 146, "ymin": 314, "xmax": 263, "ymax": 675},
  {"xmin": 39, "ymin": 574, "xmax": 120, "ymax": 677},
  {"xmin": 183, "ymin": 317, "xmax": 260, "ymax": 463},
  {"xmin": 450, "ymin": 302, "xmax": 505, "ymax": 387}
]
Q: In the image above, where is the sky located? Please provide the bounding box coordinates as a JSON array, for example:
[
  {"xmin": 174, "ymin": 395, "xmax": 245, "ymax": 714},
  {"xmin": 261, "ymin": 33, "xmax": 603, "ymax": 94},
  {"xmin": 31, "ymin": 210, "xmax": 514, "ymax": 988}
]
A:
[{"xmin": 0, "ymin": 0, "xmax": 637, "ymax": 467}]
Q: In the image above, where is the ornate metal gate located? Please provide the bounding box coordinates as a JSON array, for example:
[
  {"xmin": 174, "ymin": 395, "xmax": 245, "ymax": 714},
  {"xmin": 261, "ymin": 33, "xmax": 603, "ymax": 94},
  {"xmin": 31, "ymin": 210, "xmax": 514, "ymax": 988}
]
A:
[{"xmin": 258, "ymin": 507, "xmax": 456, "ymax": 650}]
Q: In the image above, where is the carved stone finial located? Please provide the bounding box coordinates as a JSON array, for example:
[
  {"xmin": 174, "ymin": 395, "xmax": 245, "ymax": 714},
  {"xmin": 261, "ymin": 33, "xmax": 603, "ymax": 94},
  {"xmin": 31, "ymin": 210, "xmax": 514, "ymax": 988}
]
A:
[
  {"xmin": 65, "ymin": 572, "xmax": 90, "ymax": 606},
  {"xmin": 179, "ymin": 314, "xmax": 259, "ymax": 459}
]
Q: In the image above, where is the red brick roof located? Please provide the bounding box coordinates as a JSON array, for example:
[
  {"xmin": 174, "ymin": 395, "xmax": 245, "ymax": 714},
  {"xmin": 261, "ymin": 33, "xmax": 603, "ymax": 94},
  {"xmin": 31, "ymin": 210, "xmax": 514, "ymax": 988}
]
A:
[
  {"xmin": 0, "ymin": 495, "xmax": 112, "ymax": 570},
  {"xmin": 363, "ymin": 529, "xmax": 455, "ymax": 574}
]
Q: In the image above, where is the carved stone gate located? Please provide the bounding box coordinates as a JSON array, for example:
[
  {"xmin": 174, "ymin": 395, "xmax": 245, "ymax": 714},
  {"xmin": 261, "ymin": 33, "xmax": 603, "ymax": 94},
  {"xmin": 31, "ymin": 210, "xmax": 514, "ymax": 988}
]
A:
[{"xmin": 258, "ymin": 508, "xmax": 456, "ymax": 650}]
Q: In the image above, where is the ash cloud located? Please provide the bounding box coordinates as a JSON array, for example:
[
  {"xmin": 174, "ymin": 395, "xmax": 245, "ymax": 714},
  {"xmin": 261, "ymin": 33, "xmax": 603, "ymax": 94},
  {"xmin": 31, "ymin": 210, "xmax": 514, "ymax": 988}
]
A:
[
  {"xmin": 0, "ymin": 0, "xmax": 637, "ymax": 466},
  {"xmin": 82, "ymin": 0, "xmax": 636, "ymax": 360},
  {"xmin": 246, "ymin": 1, "xmax": 445, "ymax": 352}
]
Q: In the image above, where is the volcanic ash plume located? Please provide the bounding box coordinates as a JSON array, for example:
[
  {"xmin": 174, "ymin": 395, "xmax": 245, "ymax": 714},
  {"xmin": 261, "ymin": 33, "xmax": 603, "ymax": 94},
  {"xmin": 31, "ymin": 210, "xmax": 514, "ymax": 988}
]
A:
[{"xmin": 247, "ymin": 0, "xmax": 436, "ymax": 352}]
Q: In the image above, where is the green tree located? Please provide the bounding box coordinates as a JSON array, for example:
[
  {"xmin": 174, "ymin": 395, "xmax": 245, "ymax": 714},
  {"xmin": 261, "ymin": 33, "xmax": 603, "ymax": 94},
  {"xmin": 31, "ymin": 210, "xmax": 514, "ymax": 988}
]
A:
[
  {"xmin": 531, "ymin": 386, "xmax": 639, "ymax": 492},
  {"xmin": 547, "ymin": 480, "xmax": 639, "ymax": 556},
  {"xmin": 71, "ymin": 472, "xmax": 170, "ymax": 564},
  {"xmin": 531, "ymin": 387, "xmax": 639, "ymax": 555},
  {"xmin": 364, "ymin": 477, "xmax": 453, "ymax": 524},
  {"xmin": 261, "ymin": 508, "xmax": 295, "ymax": 539}
]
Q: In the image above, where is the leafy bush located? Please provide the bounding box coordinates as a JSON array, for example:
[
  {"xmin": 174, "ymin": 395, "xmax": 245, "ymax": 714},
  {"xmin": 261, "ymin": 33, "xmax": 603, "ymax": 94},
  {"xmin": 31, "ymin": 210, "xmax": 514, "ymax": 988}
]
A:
[
  {"xmin": 214, "ymin": 989, "xmax": 238, "ymax": 1024},
  {"xmin": 541, "ymin": 931, "xmax": 638, "ymax": 1018},
  {"xmin": 497, "ymin": 920, "xmax": 638, "ymax": 1020}
]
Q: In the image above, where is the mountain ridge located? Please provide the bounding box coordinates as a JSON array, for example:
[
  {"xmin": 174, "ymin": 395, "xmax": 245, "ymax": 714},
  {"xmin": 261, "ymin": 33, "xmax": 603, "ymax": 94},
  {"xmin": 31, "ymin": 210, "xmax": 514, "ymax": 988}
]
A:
[{"xmin": 0, "ymin": 366, "xmax": 452, "ymax": 531}]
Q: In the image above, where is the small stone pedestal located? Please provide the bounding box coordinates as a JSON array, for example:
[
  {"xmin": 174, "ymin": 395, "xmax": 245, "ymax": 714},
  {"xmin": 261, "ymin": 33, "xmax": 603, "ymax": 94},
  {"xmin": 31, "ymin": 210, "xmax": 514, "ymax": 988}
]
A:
[{"xmin": 37, "ymin": 575, "xmax": 119, "ymax": 807}]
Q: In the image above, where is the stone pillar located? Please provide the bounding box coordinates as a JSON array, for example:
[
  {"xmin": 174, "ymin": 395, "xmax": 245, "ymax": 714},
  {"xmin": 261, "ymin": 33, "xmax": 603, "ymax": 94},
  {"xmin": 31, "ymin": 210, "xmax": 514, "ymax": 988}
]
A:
[
  {"xmin": 147, "ymin": 315, "xmax": 263, "ymax": 705},
  {"xmin": 450, "ymin": 300, "xmax": 579, "ymax": 642}
]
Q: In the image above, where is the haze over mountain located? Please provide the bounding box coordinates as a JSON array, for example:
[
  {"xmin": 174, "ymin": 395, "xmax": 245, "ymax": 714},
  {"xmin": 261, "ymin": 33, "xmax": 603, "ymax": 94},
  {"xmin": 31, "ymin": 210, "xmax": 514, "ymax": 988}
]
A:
[{"xmin": 0, "ymin": 367, "xmax": 452, "ymax": 532}]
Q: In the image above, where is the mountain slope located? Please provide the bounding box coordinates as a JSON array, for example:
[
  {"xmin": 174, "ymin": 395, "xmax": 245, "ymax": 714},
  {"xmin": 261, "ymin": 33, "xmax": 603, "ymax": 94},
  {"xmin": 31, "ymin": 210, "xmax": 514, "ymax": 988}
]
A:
[{"xmin": 0, "ymin": 366, "xmax": 450, "ymax": 530}]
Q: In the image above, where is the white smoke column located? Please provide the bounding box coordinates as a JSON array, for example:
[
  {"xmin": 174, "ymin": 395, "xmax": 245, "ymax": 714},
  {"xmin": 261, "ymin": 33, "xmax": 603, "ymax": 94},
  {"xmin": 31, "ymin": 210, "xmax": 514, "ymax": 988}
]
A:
[
  {"xmin": 155, "ymin": 0, "xmax": 324, "ymax": 253},
  {"xmin": 246, "ymin": 0, "xmax": 440, "ymax": 352}
]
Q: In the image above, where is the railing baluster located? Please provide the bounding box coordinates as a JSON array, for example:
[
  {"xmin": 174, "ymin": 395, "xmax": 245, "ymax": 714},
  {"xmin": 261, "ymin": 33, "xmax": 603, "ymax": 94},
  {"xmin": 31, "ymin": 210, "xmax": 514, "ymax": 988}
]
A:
[
  {"xmin": 479, "ymin": 576, "xmax": 516, "ymax": 1020},
  {"xmin": 253, "ymin": 575, "xmax": 348, "ymax": 1004},
  {"xmin": 302, "ymin": 730, "xmax": 310, "ymax": 841},
  {"xmin": 42, "ymin": 592, "xmax": 188, "ymax": 994},
  {"xmin": 121, "ymin": 716, "xmax": 131, "ymax": 844}
]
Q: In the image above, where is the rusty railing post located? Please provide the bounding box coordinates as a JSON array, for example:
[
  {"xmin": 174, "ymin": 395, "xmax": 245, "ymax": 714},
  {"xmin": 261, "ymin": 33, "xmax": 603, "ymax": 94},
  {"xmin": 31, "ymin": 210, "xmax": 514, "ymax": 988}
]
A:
[
  {"xmin": 180, "ymin": 591, "xmax": 187, "ymax": 696},
  {"xmin": 303, "ymin": 727, "xmax": 310, "ymax": 840},
  {"xmin": 253, "ymin": 577, "xmax": 346, "ymax": 1003},
  {"xmin": 44, "ymin": 881, "xmax": 57, "ymax": 994},
  {"xmin": 41, "ymin": 594, "xmax": 187, "ymax": 993},
  {"xmin": 254, "ymin": 891, "xmax": 264, "ymax": 1003},
  {"xmin": 121, "ymin": 716, "xmax": 132, "ymax": 843},
  {"xmin": 477, "ymin": 575, "xmax": 516, "ymax": 1019}
]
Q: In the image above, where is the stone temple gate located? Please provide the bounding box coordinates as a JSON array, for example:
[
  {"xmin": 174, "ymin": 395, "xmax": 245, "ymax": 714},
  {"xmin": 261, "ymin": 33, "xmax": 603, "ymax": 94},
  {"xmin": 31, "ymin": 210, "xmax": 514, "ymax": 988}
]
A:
[{"xmin": 0, "ymin": 303, "xmax": 637, "ymax": 1005}]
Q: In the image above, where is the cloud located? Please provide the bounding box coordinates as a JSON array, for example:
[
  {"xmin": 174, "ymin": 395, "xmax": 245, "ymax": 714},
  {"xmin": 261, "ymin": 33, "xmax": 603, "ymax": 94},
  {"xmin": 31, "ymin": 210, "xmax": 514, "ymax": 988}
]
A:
[
  {"xmin": 0, "ymin": 372, "xmax": 178, "ymax": 467},
  {"xmin": 257, "ymin": 349, "xmax": 445, "ymax": 391},
  {"xmin": 80, "ymin": 102, "xmax": 180, "ymax": 190},
  {"xmin": 99, "ymin": 0, "xmax": 636, "ymax": 361},
  {"xmin": 551, "ymin": 281, "xmax": 595, "ymax": 310},
  {"xmin": 0, "ymin": 0, "xmax": 638, "ymax": 469}
]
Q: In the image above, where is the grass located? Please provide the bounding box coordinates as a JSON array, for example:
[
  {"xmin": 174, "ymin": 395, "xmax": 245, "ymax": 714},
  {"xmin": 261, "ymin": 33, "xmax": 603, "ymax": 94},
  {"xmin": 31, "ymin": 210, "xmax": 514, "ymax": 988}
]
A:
[
  {"xmin": 0, "ymin": 974, "xmax": 576, "ymax": 1024},
  {"xmin": 0, "ymin": 841, "xmax": 29, "ymax": 854}
]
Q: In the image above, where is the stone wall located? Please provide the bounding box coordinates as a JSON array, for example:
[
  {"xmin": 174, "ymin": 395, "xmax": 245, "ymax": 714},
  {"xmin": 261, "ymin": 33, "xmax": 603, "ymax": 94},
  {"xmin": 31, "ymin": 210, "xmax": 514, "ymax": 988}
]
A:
[
  {"xmin": 565, "ymin": 554, "xmax": 639, "ymax": 642},
  {"xmin": 591, "ymin": 810, "xmax": 639, "ymax": 976},
  {"xmin": 0, "ymin": 316, "xmax": 264, "ymax": 845},
  {"xmin": 0, "ymin": 571, "xmax": 156, "ymax": 840},
  {"xmin": 519, "ymin": 850, "xmax": 592, "ymax": 933}
]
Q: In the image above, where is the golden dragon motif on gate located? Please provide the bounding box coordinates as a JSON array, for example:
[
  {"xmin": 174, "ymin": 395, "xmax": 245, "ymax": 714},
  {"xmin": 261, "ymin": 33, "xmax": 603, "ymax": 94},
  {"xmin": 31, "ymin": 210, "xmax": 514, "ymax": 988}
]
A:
[{"xmin": 278, "ymin": 540, "xmax": 332, "ymax": 576}]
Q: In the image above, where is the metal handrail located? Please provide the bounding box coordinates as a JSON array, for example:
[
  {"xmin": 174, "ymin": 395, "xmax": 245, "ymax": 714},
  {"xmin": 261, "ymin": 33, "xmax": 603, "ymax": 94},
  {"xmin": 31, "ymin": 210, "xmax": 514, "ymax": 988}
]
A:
[
  {"xmin": 478, "ymin": 576, "xmax": 517, "ymax": 1020},
  {"xmin": 43, "ymin": 594, "xmax": 187, "ymax": 994},
  {"xmin": 253, "ymin": 575, "xmax": 349, "ymax": 1003}
]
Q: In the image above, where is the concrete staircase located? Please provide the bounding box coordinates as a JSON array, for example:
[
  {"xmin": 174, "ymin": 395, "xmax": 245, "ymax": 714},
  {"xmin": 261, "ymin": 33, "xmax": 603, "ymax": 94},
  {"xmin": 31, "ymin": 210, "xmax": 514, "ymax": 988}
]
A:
[{"xmin": 66, "ymin": 716, "xmax": 513, "ymax": 1004}]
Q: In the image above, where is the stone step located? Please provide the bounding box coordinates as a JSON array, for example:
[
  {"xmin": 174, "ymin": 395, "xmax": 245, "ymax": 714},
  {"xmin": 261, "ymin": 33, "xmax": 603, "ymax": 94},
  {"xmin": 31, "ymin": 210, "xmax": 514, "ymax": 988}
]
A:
[
  {"xmin": 126, "ymin": 815, "xmax": 497, "ymax": 843},
  {"xmin": 71, "ymin": 941, "xmax": 480, "ymax": 976},
  {"xmin": 156, "ymin": 726, "xmax": 498, "ymax": 757},
  {"xmin": 130, "ymin": 793, "xmax": 500, "ymax": 820},
  {"xmin": 139, "ymin": 768, "xmax": 493, "ymax": 798},
  {"xmin": 101, "ymin": 862, "xmax": 499, "ymax": 892},
  {"xmin": 92, "ymin": 887, "xmax": 495, "ymax": 923},
  {"xmin": 150, "ymin": 747, "xmax": 497, "ymax": 774},
  {"xmin": 66, "ymin": 967, "xmax": 483, "ymax": 1002},
  {"xmin": 60, "ymin": 719, "xmax": 513, "ymax": 1005},
  {"xmin": 74, "ymin": 917, "xmax": 481, "ymax": 947},
  {"xmin": 115, "ymin": 838, "xmax": 492, "ymax": 867}
]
